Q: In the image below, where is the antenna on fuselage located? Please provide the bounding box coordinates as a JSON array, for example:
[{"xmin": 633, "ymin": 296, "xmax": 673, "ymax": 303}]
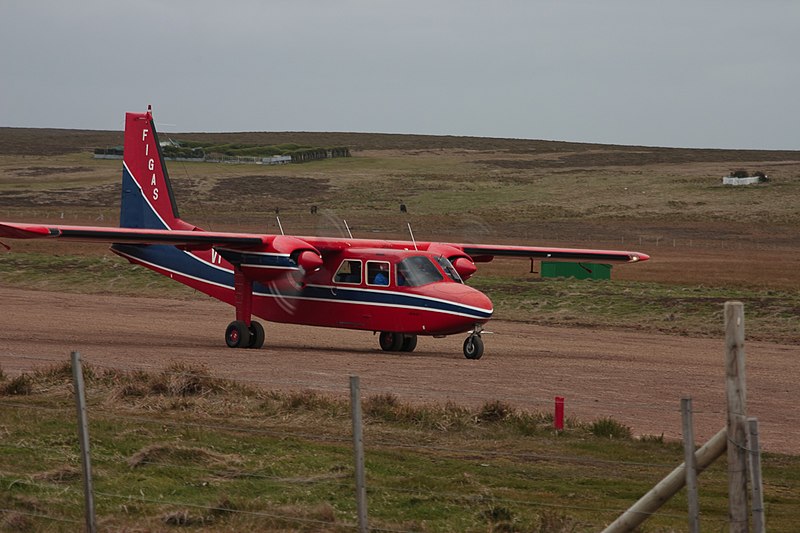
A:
[
  {"xmin": 276, "ymin": 216, "xmax": 285, "ymax": 236},
  {"xmin": 407, "ymin": 222, "xmax": 418, "ymax": 251},
  {"xmin": 343, "ymin": 219, "xmax": 353, "ymax": 239}
]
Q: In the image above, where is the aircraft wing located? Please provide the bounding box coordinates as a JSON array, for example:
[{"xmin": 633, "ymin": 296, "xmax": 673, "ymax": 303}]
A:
[
  {"xmin": 1, "ymin": 222, "xmax": 649, "ymax": 263},
  {"xmin": 453, "ymin": 243, "xmax": 649, "ymax": 264},
  {"xmin": 0, "ymin": 222, "xmax": 265, "ymax": 248}
]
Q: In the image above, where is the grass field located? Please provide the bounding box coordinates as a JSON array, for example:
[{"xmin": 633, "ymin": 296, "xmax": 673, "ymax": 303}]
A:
[
  {"xmin": 1, "ymin": 127, "xmax": 799, "ymax": 530},
  {"xmin": 1, "ymin": 362, "xmax": 799, "ymax": 532}
]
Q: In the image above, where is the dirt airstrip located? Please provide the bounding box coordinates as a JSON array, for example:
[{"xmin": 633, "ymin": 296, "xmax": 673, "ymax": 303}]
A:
[{"xmin": 0, "ymin": 286, "xmax": 796, "ymax": 454}]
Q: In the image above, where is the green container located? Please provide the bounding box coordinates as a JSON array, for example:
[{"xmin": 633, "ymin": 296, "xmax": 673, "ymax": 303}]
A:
[{"xmin": 540, "ymin": 262, "xmax": 611, "ymax": 280}]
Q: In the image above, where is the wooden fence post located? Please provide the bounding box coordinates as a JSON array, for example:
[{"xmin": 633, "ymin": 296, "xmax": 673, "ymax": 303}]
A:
[
  {"xmin": 748, "ymin": 418, "xmax": 765, "ymax": 533},
  {"xmin": 71, "ymin": 351, "xmax": 97, "ymax": 533},
  {"xmin": 725, "ymin": 302, "xmax": 749, "ymax": 533},
  {"xmin": 681, "ymin": 397, "xmax": 700, "ymax": 533},
  {"xmin": 350, "ymin": 376, "xmax": 368, "ymax": 533}
]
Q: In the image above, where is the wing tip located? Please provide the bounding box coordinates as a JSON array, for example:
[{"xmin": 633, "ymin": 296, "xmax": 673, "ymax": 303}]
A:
[{"xmin": 0, "ymin": 222, "xmax": 55, "ymax": 239}]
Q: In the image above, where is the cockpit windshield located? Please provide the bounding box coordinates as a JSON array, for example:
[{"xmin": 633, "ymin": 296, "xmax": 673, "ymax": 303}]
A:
[
  {"xmin": 435, "ymin": 256, "xmax": 463, "ymax": 283},
  {"xmin": 396, "ymin": 256, "xmax": 444, "ymax": 287}
]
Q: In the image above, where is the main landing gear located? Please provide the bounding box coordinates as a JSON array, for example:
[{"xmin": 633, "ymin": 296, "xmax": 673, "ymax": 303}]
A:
[
  {"xmin": 225, "ymin": 320, "xmax": 265, "ymax": 349},
  {"xmin": 225, "ymin": 268, "xmax": 265, "ymax": 349},
  {"xmin": 379, "ymin": 332, "xmax": 418, "ymax": 353}
]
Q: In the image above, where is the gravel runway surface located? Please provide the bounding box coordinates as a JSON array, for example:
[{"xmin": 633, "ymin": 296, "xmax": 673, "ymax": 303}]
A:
[{"xmin": 1, "ymin": 286, "xmax": 796, "ymax": 454}]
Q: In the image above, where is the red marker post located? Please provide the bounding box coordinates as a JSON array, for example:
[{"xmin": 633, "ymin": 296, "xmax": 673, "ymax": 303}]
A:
[{"xmin": 554, "ymin": 396, "xmax": 565, "ymax": 431}]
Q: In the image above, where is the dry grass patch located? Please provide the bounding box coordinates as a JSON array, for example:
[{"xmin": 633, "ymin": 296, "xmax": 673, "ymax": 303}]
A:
[
  {"xmin": 108, "ymin": 362, "xmax": 233, "ymax": 401},
  {"xmin": 127, "ymin": 443, "xmax": 242, "ymax": 469},
  {"xmin": 0, "ymin": 374, "xmax": 33, "ymax": 396},
  {"xmin": 30, "ymin": 466, "xmax": 81, "ymax": 484}
]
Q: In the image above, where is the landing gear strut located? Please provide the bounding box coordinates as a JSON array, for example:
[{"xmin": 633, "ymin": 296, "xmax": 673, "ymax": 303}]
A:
[
  {"xmin": 225, "ymin": 267, "xmax": 265, "ymax": 349},
  {"xmin": 463, "ymin": 325, "xmax": 484, "ymax": 360}
]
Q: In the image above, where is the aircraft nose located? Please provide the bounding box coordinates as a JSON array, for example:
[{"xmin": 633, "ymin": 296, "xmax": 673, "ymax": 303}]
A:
[
  {"xmin": 430, "ymin": 283, "xmax": 493, "ymax": 319},
  {"xmin": 463, "ymin": 286, "xmax": 493, "ymax": 317}
]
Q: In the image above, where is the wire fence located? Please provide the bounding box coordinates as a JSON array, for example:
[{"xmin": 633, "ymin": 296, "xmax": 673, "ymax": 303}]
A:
[{"xmin": 1, "ymin": 349, "xmax": 791, "ymax": 531}]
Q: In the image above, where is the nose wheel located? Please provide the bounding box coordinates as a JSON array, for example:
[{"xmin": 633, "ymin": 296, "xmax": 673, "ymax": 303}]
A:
[
  {"xmin": 463, "ymin": 335, "xmax": 484, "ymax": 359},
  {"xmin": 463, "ymin": 325, "xmax": 484, "ymax": 360}
]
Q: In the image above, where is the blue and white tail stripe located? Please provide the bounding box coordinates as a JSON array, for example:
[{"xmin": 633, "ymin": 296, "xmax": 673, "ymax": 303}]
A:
[{"xmin": 120, "ymin": 162, "xmax": 170, "ymax": 230}]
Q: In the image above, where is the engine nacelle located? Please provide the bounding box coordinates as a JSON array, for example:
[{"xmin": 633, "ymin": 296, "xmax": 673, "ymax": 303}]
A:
[
  {"xmin": 219, "ymin": 235, "xmax": 323, "ymax": 282},
  {"xmin": 452, "ymin": 257, "xmax": 477, "ymax": 280},
  {"xmin": 294, "ymin": 249, "xmax": 323, "ymax": 272},
  {"xmin": 427, "ymin": 243, "xmax": 478, "ymax": 281}
]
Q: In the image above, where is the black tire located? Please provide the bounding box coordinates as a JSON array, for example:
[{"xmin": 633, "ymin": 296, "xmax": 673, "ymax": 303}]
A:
[
  {"xmin": 248, "ymin": 321, "xmax": 265, "ymax": 349},
  {"xmin": 379, "ymin": 331, "xmax": 404, "ymax": 351},
  {"xmin": 225, "ymin": 320, "xmax": 251, "ymax": 349},
  {"xmin": 463, "ymin": 336, "xmax": 484, "ymax": 360},
  {"xmin": 401, "ymin": 334, "xmax": 418, "ymax": 352}
]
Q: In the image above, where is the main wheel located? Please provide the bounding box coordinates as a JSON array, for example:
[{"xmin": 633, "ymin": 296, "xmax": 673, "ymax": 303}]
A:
[
  {"xmin": 379, "ymin": 331, "xmax": 404, "ymax": 351},
  {"xmin": 401, "ymin": 334, "xmax": 418, "ymax": 352},
  {"xmin": 248, "ymin": 321, "xmax": 265, "ymax": 349},
  {"xmin": 463, "ymin": 335, "xmax": 484, "ymax": 360},
  {"xmin": 225, "ymin": 321, "xmax": 251, "ymax": 348}
]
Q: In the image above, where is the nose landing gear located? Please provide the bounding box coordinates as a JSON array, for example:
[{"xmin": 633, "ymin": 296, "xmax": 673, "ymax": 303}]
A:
[{"xmin": 463, "ymin": 324, "xmax": 484, "ymax": 360}]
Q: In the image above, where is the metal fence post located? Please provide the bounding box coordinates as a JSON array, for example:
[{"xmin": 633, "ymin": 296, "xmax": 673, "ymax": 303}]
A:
[
  {"xmin": 71, "ymin": 351, "xmax": 96, "ymax": 533},
  {"xmin": 350, "ymin": 376, "xmax": 368, "ymax": 533}
]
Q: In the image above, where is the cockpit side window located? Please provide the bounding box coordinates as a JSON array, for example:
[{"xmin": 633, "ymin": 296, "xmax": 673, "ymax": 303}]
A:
[
  {"xmin": 367, "ymin": 261, "xmax": 391, "ymax": 286},
  {"xmin": 396, "ymin": 256, "xmax": 444, "ymax": 287},
  {"xmin": 435, "ymin": 256, "xmax": 463, "ymax": 283},
  {"xmin": 333, "ymin": 259, "xmax": 362, "ymax": 284}
]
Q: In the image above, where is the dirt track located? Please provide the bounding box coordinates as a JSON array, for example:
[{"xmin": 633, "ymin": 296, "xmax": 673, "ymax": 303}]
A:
[{"xmin": 1, "ymin": 286, "xmax": 797, "ymax": 454}]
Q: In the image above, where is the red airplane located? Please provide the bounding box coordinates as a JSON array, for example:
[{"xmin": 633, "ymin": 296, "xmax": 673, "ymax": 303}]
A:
[{"xmin": 0, "ymin": 108, "xmax": 649, "ymax": 359}]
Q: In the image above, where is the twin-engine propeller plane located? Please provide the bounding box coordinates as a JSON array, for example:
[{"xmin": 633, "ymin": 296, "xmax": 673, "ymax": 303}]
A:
[{"xmin": 0, "ymin": 107, "xmax": 649, "ymax": 359}]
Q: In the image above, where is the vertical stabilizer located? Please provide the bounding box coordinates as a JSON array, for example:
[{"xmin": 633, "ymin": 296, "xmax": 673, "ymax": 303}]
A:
[{"xmin": 120, "ymin": 107, "xmax": 184, "ymax": 230}]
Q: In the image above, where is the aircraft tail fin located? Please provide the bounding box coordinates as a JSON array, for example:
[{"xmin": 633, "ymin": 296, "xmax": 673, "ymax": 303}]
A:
[{"xmin": 120, "ymin": 107, "xmax": 192, "ymax": 230}]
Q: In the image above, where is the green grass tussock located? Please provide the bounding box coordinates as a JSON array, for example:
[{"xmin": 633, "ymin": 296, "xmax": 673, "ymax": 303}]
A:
[{"xmin": 589, "ymin": 418, "xmax": 634, "ymax": 440}]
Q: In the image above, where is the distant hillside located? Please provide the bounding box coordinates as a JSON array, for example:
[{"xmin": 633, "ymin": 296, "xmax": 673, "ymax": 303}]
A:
[{"xmin": 1, "ymin": 127, "xmax": 799, "ymax": 167}]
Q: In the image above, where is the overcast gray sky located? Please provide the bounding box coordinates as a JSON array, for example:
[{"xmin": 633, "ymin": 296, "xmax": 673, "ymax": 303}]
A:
[{"xmin": 1, "ymin": 1, "xmax": 798, "ymax": 149}]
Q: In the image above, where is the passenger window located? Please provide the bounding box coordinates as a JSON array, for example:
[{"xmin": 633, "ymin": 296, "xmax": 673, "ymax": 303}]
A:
[
  {"xmin": 367, "ymin": 261, "xmax": 390, "ymax": 286},
  {"xmin": 334, "ymin": 260, "xmax": 362, "ymax": 284}
]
